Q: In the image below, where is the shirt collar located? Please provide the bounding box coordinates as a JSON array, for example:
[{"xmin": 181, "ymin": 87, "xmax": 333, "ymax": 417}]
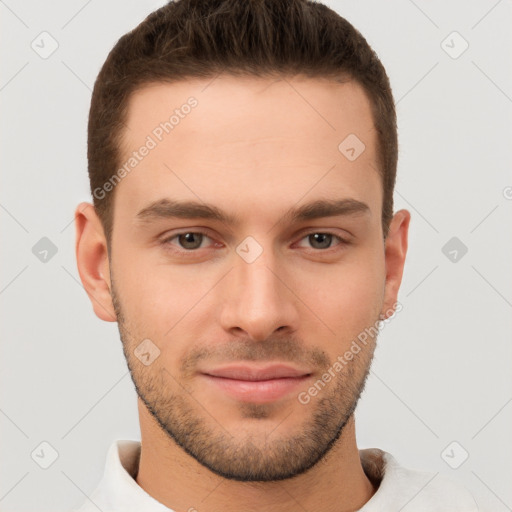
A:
[
  {"xmin": 87, "ymin": 440, "xmax": 171, "ymax": 512},
  {"xmin": 79, "ymin": 439, "xmax": 446, "ymax": 512}
]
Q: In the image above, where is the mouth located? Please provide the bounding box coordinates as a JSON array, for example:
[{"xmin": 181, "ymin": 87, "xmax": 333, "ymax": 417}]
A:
[{"xmin": 200, "ymin": 364, "xmax": 313, "ymax": 403}]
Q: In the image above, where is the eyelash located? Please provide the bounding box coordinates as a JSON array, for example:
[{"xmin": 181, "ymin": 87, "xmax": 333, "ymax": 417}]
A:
[{"xmin": 160, "ymin": 229, "xmax": 350, "ymax": 255}]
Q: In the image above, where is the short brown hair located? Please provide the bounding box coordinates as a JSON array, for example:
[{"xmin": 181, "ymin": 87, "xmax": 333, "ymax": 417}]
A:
[{"xmin": 88, "ymin": 0, "xmax": 398, "ymax": 246}]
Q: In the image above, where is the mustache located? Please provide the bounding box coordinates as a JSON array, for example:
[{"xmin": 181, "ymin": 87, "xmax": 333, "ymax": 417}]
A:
[{"xmin": 179, "ymin": 335, "xmax": 330, "ymax": 377}]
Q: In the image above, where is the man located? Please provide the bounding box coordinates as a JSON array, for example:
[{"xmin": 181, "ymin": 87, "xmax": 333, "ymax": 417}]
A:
[{"xmin": 73, "ymin": 0, "xmax": 477, "ymax": 510}]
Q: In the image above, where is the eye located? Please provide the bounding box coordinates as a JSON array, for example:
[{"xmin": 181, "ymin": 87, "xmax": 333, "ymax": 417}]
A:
[
  {"xmin": 162, "ymin": 231, "xmax": 216, "ymax": 251},
  {"xmin": 296, "ymin": 232, "xmax": 348, "ymax": 250},
  {"xmin": 160, "ymin": 230, "xmax": 349, "ymax": 254}
]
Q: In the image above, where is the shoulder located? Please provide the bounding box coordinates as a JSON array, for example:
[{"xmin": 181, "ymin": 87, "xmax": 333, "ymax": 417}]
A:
[{"xmin": 360, "ymin": 449, "xmax": 479, "ymax": 511}]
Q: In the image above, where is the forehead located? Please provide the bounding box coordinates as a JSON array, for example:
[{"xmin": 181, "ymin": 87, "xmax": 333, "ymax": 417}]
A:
[
  {"xmin": 114, "ymin": 75, "xmax": 381, "ymax": 227},
  {"xmin": 122, "ymin": 74, "xmax": 376, "ymax": 153}
]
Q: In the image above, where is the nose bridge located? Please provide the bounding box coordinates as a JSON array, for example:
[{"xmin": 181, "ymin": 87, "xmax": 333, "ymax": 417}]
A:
[
  {"xmin": 240, "ymin": 256, "xmax": 281, "ymax": 308},
  {"xmin": 220, "ymin": 237, "xmax": 298, "ymax": 340}
]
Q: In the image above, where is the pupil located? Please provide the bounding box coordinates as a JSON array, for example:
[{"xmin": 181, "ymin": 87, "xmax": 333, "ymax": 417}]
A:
[
  {"xmin": 180, "ymin": 233, "xmax": 201, "ymax": 249},
  {"xmin": 311, "ymin": 233, "xmax": 331, "ymax": 249}
]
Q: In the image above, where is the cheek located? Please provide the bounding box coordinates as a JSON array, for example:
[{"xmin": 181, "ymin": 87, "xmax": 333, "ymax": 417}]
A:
[
  {"xmin": 113, "ymin": 249, "xmax": 218, "ymax": 343},
  {"xmin": 112, "ymin": 251, "xmax": 171, "ymax": 332},
  {"xmin": 300, "ymin": 249, "xmax": 385, "ymax": 337}
]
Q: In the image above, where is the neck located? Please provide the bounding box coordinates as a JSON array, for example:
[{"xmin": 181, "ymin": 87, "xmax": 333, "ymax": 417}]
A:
[{"xmin": 135, "ymin": 399, "xmax": 376, "ymax": 512}]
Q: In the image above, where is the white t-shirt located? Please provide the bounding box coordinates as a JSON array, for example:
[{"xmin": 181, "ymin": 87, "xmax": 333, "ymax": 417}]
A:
[{"xmin": 72, "ymin": 440, "xmax": 478, "ymax": 512}]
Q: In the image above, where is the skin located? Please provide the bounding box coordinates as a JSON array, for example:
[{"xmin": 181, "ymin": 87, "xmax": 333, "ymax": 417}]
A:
[{"xmin": 75, "ymin": 75, "xmax": 410, "ymax": 512}]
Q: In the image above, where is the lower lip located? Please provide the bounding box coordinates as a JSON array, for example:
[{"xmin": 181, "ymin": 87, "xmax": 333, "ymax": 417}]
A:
[{"xmin": 201, "ymin": 374, "xmax": 311, "ymax": 403}]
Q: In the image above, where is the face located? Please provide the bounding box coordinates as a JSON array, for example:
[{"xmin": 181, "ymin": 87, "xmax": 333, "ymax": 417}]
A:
[{"xmin": 78, "ymin": 75, "xmax": 409, "ymax": 482}]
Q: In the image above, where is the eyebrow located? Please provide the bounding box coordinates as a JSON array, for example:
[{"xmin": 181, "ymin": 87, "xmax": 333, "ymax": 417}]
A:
[{"xmin": 135, "ymin": 197, "xmax": 370, "ymax": 227}]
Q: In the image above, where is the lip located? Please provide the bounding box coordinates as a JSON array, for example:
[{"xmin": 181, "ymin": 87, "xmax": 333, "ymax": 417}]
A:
[
  {"xmin": 204, "ymin": 363, "xmax": 311, "ymax": 381},
  {"xmin": 200, "ymin": 364, "xmax": 312, "ymax": 403}
]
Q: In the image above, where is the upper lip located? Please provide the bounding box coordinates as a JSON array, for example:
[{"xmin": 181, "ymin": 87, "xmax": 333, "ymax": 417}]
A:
[{"xmin": 202, "ymin": 364, "xmax": 312, "ymax": 381}]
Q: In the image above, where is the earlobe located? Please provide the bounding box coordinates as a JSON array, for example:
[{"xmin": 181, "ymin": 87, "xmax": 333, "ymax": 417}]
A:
[
  {"xmin": 74, "ymin": 202, "xmax": 117, "ymax": 322},
  {"xmin": 381, "ymin": 209, "xmax": 411, "ymax": 319}
]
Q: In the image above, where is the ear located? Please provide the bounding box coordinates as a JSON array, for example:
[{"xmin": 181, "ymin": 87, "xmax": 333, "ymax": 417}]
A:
[
  {"xmin": 74, "ymin": 202, "xmax": 116, "ymax": 322},
  {"xmin": 381, "ymin": 209, "xmax": 411, "ymax": 319}
]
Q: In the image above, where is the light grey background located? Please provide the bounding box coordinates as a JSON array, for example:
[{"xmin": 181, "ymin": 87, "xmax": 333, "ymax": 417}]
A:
[{"xmin": 1, "ymin": 0, "xmax": 511, "ymax": 511}]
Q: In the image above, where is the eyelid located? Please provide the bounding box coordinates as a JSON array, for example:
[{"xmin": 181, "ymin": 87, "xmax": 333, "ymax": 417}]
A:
[
  {"xmin": 293, "ymin": 229, "xmax": 350, "ymax": 250},
  {"xmin": 160, "ymin": 229, "xmax": 218, "ymax": 247},
  {"xmin": 160, "ymin": 228, "xmax": 351, "ymax": 253},
  {"xmin": 297, "ymin": 227, "xmax": 351, "ymax": 241}
]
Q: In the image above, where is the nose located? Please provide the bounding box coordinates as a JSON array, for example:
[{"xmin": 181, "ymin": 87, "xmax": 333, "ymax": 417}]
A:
[{"xmin": 219, "ymin": 248, "xmax": 300, "ymax": 342}]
